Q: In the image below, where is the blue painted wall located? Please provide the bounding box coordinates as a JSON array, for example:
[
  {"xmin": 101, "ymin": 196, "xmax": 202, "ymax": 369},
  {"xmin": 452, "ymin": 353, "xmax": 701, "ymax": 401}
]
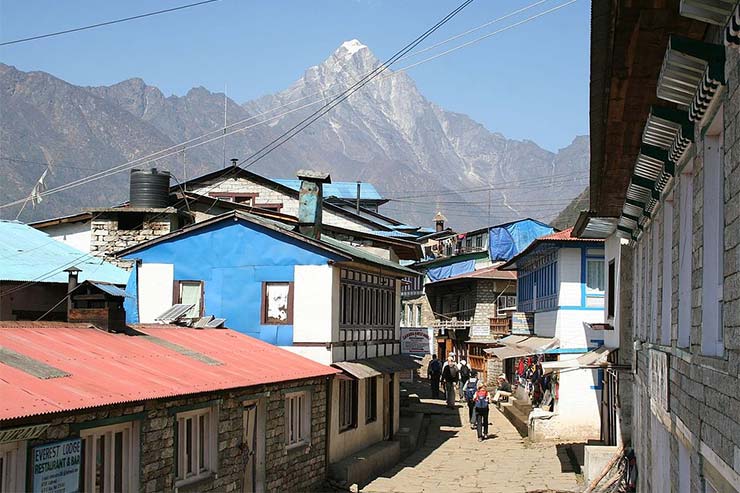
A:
[{"xmin": 123, "ymin": 219, "xmax": 343, "ymax": 345}]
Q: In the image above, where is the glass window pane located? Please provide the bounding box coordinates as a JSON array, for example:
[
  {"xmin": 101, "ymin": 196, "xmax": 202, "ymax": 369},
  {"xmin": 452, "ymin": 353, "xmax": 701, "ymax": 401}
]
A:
[
  {"xmin": 114, "ymin": 432, "xmax": 123, "ymax": 492},
  {"xmin": 199, "ymin": 414, "xmax": 205, "ymax": 471},
  {"xmin": 180, "ymin": 282, "xmax": 202, "ymax": 318},
  {"xmin": 186, "ymin": 418, "xmax": 193, "ymax": 475}
]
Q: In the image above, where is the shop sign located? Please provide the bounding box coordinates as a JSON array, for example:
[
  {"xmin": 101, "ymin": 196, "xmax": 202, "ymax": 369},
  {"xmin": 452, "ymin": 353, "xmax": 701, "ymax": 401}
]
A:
[
  {"xmin": 511, "ymin": 312, "xmax": 534, "ymax": 335},
  {"xmin": 0, "ymin": 423, "xmax": 49, "ymax": 444},
  {"xmin": 401, "ymin": 328, "xmax": 432, "ymax": 355},
  {"xmin": 33, "ymin": 438, "xmax": 81, "ymax": 493},
  {"xmin": 649, "ymin": 349, "xmax": 669, "ymax": 412},
  {"xmin": 470, "ymin": 325, "xmax": 490, "ymax": 338}
]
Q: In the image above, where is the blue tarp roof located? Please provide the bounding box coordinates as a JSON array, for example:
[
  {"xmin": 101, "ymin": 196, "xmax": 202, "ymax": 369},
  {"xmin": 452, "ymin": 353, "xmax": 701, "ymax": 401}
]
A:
[
  {"xmin": 426, "ymin": 259, "xmax": 476, "ymax": 282},
  {"xmin": 488, "ymin": 219, "xmax": 554, "ymax": 262},
  {"xmin": 271, "ymin": 179, "xmax": 384, "ymax": 200},
  {"xmin": 0, "ymin": 221, "xmax": 130, "ymax": 285}
]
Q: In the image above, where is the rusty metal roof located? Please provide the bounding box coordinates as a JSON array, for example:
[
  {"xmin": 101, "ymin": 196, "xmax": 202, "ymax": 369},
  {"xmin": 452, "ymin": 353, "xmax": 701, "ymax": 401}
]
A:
[{"xmin": 0, "ymin": 323, "xmax": 337, "ymax": 421}]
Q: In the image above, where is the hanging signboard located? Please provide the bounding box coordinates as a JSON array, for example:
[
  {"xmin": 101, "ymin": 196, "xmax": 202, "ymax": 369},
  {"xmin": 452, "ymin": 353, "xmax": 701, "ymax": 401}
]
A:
[
  {"xmin": 401, "ymin": 328, "xmax": 432, "ymax": 355},
  {"xmin": 33, "ymin": 438, "xmax": 82, "ymax": 493},
  {"xmin": 470, "ymin": 325, "xmax": 490, "ymax": 338},
  {"xmin": 511, "ymin": 312, "xmax": 534, "ymax": 335}
]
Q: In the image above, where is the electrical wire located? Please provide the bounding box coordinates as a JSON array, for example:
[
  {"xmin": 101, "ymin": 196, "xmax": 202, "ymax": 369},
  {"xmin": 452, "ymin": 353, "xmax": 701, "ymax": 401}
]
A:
[
  {"xmin": 0, "ymin": 0, "xmax": 578, "ymax": 210},
  {"xmin": 0, "ymin": 0, "xmax": 222, "ymax": 46}
]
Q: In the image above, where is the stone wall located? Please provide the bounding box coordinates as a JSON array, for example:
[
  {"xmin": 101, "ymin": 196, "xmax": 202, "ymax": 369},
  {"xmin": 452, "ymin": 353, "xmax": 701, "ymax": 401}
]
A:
[
  {"xmin": 629, "ymin": 30, "xmax": 740, "ymax": 491},
  {"xmin": 5, "ymin": 378, "xmax": 329, "ymax": 493},
  {"xmin": 89, "ymin": 213, "xmax": 177, "ymax": 269}
]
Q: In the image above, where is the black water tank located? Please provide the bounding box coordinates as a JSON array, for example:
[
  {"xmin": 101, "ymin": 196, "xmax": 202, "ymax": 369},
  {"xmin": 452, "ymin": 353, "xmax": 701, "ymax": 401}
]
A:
[{"xmin": 130, "ymin": 168, "xmax": 171, "ymax": 208}]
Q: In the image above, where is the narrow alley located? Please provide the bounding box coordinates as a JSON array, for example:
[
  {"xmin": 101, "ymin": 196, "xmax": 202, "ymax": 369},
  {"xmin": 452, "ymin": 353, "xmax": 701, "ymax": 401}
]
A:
[{"xmin": 362, "ymin": 384, "xmax": 582, "ymax": 493}]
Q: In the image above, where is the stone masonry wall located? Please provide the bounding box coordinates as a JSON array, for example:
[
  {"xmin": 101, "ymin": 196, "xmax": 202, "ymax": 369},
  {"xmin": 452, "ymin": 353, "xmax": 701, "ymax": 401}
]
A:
[
  {"xmin": 630, "ymin": 29, "xmax": 740, "ymax": 491},
  {"xmin": 90, "ymin": 213, "xmax": 177, "ymax": 269},
  {"xmin": 5, "ymin": 378, "xmax": 329, "ymax": 493}
]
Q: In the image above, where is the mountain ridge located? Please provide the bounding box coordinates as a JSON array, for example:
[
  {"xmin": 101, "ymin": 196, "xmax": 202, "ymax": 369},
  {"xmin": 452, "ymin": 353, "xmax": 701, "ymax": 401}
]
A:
[{"xmin": 0, "ymin": 41, "xmax": 588, "ymax": 229}]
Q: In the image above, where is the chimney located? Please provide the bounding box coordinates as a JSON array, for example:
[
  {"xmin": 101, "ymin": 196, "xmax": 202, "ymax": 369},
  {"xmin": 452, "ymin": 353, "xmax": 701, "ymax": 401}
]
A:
[
  {"xmin": 64, "ymin": 266, "xmax": 81, "ymax": 314},
  {"xmin": 434, "ymin": 212, "xmax": 447, "ymax": 232},
  {"xmin": 296, "ymin": 170, "xmax": 331, "ymax": 240},
  {"xmin": 68, "ymin": 281, "xmax": 128, "ymax": 333}
]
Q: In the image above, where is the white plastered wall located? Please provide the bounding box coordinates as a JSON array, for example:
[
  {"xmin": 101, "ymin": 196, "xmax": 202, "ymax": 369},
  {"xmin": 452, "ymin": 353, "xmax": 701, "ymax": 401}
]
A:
[
  {"xmin": 137, "ymin": 263, "xmax": 174, "ymax": 323},
  {"xmin": 604, "ymin": 235, "xmax": 622, "ymax": 349},
  {"xmin": 40, "ymin": 222, "xmax": 92, "ymax": 253},
  {"xmin": 293, "ymin": 264, "xmax": 337, "ymax": 344},
  {"xmin": 557, "ymin": 248, "xmax": 582, "ymax": 306}
]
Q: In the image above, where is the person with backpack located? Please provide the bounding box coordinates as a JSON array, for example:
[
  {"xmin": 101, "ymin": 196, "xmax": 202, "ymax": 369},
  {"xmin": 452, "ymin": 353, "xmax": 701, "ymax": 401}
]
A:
[
  {"xmin": 473, "ymin": 382, "xmax": 491, "ymax": 441},
  {"xmin": 458, "ymin": 359, "xmax": 471, "ymax": 401},
  {"xmin": 427, "ymin": 354, "xmax": 443, "ymax": 399},
  {"xmin": 463, "ymin": 370, "xmax": 479, "ymax": 428},
  {"xmin": 441, "ymin": 356, "xmax": 459, "ymax": 408}
]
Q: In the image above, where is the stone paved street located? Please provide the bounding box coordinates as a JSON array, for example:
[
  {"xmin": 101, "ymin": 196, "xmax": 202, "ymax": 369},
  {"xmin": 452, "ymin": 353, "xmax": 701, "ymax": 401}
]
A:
[{"xmin": 362, "ymin": 391, "xmax": 582, "ymax": 493}]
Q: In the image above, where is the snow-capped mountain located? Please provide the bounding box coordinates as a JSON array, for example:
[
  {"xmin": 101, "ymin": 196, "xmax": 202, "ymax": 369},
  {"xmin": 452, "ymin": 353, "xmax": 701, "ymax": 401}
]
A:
[{"xmin": 0, "ymin": 40, "xmax": 588, "ymax": 229}]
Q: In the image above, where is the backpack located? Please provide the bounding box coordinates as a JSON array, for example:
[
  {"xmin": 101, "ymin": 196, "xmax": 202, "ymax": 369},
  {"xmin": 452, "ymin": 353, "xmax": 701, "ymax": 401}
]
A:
[
  {"xmin": 447, "ymin": 364, "xmax": 459, "ymax": 382},
  {"xmin": 475, "ymin": 391, "xmax": 489, "ymax": 409},
  {"xmin": 464, "ymin": 379, "xmax": 478, "ymax": 401},
  {"xmin": 460, "ymin": 365, "xmax": 470, "ymax": 382}
]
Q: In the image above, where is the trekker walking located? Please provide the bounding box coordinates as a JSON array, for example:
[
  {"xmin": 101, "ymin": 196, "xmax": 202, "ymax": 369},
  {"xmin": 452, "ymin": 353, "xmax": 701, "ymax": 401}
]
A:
[
  {"xmin": 458, "ymin": 359, "xmax": 471, "ymax": 401},
  {"xmin": 441, "ymin": 356, "xmax": 459, "ymax": 408},
  {"xmin": 474, "ymin": 383, "xmax": 490, "ymax": 441},
  {"xmin": 427, "ymin": 354, "xmax": 442, "ymax": 399},
  {"xmin": 463, "ymin": 370, "xmax": 479, "ymax": 428}
]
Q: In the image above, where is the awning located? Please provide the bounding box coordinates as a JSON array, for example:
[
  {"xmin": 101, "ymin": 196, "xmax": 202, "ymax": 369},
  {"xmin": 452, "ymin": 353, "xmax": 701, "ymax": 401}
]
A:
[
  {"xmin": 332, "ymin": 361, "xmax": 382, "ymax": 379},
  {"xmin": 541, "ymin": 347, "xmax": 612, "ymax": 373},
  {"xmin": 726, "ymin": 2, "xmax": 740, "ymax": 48},
  {"xmin": 483, "ymin": 336, "xmax": 559, "ymax": 359},
  {"xmin": 363, "ymin": 354, "xmax": 421, "ymax": 373},
  {"xmin": 332, "ymin": 354, "xmax": 420, "ymax": 379}
]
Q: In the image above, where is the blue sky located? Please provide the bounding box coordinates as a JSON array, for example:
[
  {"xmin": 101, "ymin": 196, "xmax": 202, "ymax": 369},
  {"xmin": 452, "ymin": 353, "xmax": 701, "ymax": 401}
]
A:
[{"xmin": 0, "ymin": 0, "xmax": 589, "ymax": 152}]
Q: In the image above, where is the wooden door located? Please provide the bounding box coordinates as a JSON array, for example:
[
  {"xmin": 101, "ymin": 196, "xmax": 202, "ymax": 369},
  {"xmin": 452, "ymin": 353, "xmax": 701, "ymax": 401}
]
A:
[{"xmin": 242, "ymin": 404, "xmax": 258, "ymax": 493}]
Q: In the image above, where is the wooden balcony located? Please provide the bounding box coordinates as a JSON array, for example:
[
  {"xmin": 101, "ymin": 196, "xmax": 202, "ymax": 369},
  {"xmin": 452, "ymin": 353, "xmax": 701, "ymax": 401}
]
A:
[
  {"xmin": 490, "ymin": 317, "xmax": 511, "ymax": 336},
  {"xmin": 430, "ymin": 319, "xmax": 472, "ymax": 331}
]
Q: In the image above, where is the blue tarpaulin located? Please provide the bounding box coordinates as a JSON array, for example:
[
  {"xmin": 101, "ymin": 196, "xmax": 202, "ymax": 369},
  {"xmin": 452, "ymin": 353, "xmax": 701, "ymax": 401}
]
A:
[
  {"xmin": 488, "ymin": 219, "xmax": 554, "ymax": 262},
  {"xmin": 426, "ymin": 259, "xmax": 476, "ymax": 282}
]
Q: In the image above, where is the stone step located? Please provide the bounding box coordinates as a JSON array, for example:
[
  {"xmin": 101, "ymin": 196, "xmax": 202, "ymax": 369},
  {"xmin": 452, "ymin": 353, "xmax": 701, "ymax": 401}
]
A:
[
  {"xmin": 396, "ymin": 412, "xmax": 424, "ymax": 455},
  {"xmin": 499, "ymin": 398, "xmax": 531, "ymax": 437},
  {"xmin": 329, "ymin": 440, "xmax": 401, "ymax": 489}
]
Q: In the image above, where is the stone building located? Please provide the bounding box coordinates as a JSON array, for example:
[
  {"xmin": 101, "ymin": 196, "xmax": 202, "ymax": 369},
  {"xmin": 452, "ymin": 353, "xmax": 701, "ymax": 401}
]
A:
[
  {"xmin": 578, "ymin": 0, "xmax": 740, "ymax": 489},
  {"xmin": 0, "ymin": 320, "xmax": 336, "ymax": 492}
]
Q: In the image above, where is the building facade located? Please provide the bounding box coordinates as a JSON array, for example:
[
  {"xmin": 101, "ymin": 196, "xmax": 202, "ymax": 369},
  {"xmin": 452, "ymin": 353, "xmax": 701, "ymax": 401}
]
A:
[{"xmin": 580, "ymin": 1, "xmax": 740, "ymax": 490}]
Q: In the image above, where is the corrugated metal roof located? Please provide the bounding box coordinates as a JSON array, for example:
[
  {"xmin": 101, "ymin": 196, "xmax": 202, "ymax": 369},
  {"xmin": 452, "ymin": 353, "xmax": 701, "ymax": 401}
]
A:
[
  {"xmin": 0, "ymin": 323, "xmax": 337, "ymax": 421},
  {"xmin": 319, "ymin": 236, "xmax": 419, "ymax": 276},
  {"xmin": 332, "ymin": 361, "xmax": 382, "ymax": 379},
  {"xmin": 87, "ymin": 281, "xmax": 131, "ymax": 298},
  {"xmin": 0, "ymin": 221, "xmax": 129, "ymax": 285},
  {"xmin": 271, "ymin": 179, "xmax": 384, "ymax": 200},
  {"xmin": 426, "ymin": 265, "xmax": 517, "ymax": 284},
  {"xmin": 368, "ymin": 230, "xmax": 417, "ymax": 239}
]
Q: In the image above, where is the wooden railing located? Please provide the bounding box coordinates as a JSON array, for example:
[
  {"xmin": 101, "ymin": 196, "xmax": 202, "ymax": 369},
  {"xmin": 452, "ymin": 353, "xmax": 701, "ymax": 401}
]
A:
[
  {"xmin": 490, "ymin": 317, "xmax": 511, "ymax": 336},
  {"xmin": 430, "ymin": 319, "xmax": 472, "ymax": 331}
]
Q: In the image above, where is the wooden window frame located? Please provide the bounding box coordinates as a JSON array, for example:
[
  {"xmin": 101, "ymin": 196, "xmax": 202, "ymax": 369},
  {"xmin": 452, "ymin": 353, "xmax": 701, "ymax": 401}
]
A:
[
  {"xmin": 339, "ymin": 379, "xmax": 358, "ymax": 432},
  {"xmin": 80, "ymin": 421, "xmax": 140, "ymax": 493},
  {"xmin": 175, "ymin": 406, "xmax": 218, "ymax": 486},
  {"xmin": 260, "ymin": 282, "xmax": 294, "ymax": 325},
  {"xmin": 173, "ymin": 280, "xmax": 205, "ymax": 318},
  {"xmin": 607, "ymin": 260, "xmax": 616, "ymax": 319},
  {"xmin": 0, "ymin": 440, "xmax": 27, "ymax": 493},
  {"xmin": 365, "ymin": 377, "xmax": 378, "ymax": 424},
  {"xmin": 208, "ymin": 192, "xmax": 258, "ymax": 205},
  {"xmin": 254, "ymin": 202, "xmax": 283, "ymax": 212},
  {"xmin": 285, "ymin": 391, "xmax": 311, "ymax": 448}
]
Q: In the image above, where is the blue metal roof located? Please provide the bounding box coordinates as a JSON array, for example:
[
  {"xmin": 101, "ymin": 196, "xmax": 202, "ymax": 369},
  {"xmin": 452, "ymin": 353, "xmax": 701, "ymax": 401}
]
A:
[
  {"xmin": 0, "ymin": 221, "xmax": 130, "ymax": 285},
  {"xmin": 88, "ymin": 281, "xmax": 132, "ymax": 298},
  {"xmin": 271, "ymin": 179, "xmax": 384, "ymax": 200},
  {"xmin": 368, "ymin": 230, "xmax": 417, "ymax": 239}
]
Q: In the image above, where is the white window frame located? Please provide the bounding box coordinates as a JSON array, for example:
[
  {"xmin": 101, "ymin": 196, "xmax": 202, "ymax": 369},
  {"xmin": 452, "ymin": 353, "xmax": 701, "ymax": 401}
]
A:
[
  {"xmin": 81, "ymin": 421, "xmax": 140, "ymax": 493},
  {"xmin": 701, "ymin": 108, "xmax": 724, "ymax": 357},
  {"xmin": 175, "ymin": 405, "xmax": 218, "ymax": 485},
  {"xmin": 651, "ymin": 218, "xmax": 660, "ymax": 343},
  {"xmin": 678, "ymin": 166, "xmax": 693, "ymax": 348},
  {"xmin": 585, "ymin": 258, "xmax": 605, "ymax": 295},
  {"xmin": 0, "ymin": 441, "xmax": 27, "ymax": 493},
  {"xmin": 661, "ymin": 197, "xmax": 673, "ymax": 346},
  {"xmin": 285, "ymin": 391, "xmax": 311, "ymax": 448},
  {"xmin": 414, "ymin": 304, "xmax": 422, "ymax": 327}
]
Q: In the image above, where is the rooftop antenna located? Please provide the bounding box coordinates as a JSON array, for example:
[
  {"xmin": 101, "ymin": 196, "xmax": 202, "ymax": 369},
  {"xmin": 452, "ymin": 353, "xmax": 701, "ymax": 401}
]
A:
[{"xmin": 222, "ymin": 83, "xmax": 228, "ymax": 169}]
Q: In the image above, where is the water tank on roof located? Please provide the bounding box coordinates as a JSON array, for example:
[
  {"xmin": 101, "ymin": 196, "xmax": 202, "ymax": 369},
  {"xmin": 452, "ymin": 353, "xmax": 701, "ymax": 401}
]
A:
[{"xmin": 130, "ymin": 168, "xmax": 171, "ymax": 208}]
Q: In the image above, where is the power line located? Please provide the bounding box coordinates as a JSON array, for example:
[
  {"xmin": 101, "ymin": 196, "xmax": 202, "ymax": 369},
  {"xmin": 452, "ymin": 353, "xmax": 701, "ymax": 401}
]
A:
[
  {"xmin": 0, "ymin": 0, "xmax": 222, "ymax": 47},
  {"xmin": 0, "ymin": 0, "xmax": 576, "ymax": 210}
]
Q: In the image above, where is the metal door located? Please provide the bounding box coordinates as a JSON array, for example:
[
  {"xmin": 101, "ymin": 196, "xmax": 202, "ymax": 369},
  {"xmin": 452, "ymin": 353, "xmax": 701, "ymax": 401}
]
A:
[{"xmin": 242, "ymin": 404, "xmax": 258, "ymax": 493}]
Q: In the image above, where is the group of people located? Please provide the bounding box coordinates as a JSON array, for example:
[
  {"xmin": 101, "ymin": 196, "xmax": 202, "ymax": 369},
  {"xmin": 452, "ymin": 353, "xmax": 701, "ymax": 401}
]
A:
[{"xmin": 427, "ymin": 354, "xmax": 514, "ymax": 442}]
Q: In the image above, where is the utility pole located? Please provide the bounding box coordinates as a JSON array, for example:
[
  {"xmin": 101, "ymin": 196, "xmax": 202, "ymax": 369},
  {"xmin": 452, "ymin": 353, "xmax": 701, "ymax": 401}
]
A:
[{"xmin": 222, "ymin": 83, "xmax": 227, "ymax": 169}]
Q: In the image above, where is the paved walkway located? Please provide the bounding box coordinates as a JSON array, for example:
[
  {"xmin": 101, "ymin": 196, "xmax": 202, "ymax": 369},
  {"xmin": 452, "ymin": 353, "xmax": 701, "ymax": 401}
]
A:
[{"xmin": 362, "ymin": 390, "xmax": 582, "ymax": 493}]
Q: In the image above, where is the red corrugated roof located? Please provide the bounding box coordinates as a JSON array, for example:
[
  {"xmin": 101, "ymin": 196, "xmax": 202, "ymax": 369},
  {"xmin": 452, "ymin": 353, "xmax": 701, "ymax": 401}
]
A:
[
  {"xmin": 0, "ymin": 324, "xmax": 337, "ymax": 421},
  {"xmin": 537, "ymin": 227, "xmax": 605, "ymax": 242}
]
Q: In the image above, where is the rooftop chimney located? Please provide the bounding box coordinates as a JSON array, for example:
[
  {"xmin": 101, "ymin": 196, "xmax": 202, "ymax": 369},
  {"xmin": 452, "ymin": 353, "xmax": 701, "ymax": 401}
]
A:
[
  {"xmin": 434, "ymin": 212, "xmax": 447, "ymax": 232},
  {"xmin": 296, "ymin": 170, "xmax": 331, "ymax": 240},
  {"xmin": 68, "ymin": 281, "xmax": 128, "ymax": 333},
  {"xmin": 64, "ymin": 266, "xmax": 81, "ymax": 314}
]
